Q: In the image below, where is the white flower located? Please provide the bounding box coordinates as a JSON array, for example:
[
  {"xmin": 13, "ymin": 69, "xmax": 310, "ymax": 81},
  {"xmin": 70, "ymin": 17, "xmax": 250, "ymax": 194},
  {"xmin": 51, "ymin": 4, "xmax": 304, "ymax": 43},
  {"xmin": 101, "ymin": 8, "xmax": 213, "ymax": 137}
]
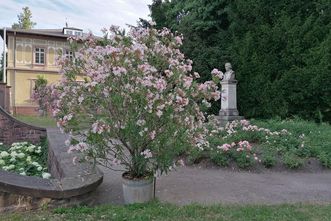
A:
[
  {"xmin": 27, "ymin": 145, "xmax": 35, "ymax": 152},
  {"xmin": 17, "ymin": 153, "xmax": 25, "ymax": 159},
  {"xmin": 26, "ymin": 156, "xmax": 32, "ymax": 163},
  {"xmin": 0, "ymin": 151, "xmax": 9, "ymax": 158},
  {"xmin": 10, "ymin": 151, "xmax": 17, "ymax": 158},
  {"xmin": 0, "ymin": 159, "xmax": 5, "ymax": 165},
  {"xmin": 42, "ymin": 172, "xmax": 51, "ymax": 179},
  {"xmin": 19, "ymin": 172, "xmax": 26, "ymax": 176},
  {"xmin": 136, "ymin": 119, "xmax": 146, "ymax": 126},
  {"xmin": 37, "ymin": 166, "xmax": 43, "ymax": 171},
  {"xmin": 8, "ymin": 165, "xmax": 15, "ymax": 170},
  {"xmin": 31, "ymin": 162, "xmax": 40, "ymax": 167}
]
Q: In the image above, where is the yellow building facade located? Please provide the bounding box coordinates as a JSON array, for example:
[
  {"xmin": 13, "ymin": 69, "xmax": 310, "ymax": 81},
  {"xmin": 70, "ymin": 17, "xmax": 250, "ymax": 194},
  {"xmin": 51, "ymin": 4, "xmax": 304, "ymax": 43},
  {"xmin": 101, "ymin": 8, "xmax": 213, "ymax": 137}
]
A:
[{"xmin": 1, "ymin": 28, "xmax": 83, "ymax": 115}]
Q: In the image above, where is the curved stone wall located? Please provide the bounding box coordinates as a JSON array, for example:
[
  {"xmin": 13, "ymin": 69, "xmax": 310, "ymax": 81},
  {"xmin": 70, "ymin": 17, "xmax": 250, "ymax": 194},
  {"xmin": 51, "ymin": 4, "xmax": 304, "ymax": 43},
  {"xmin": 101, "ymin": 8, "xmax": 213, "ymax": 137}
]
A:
[
  {"xmin": 0, "ymin": 108, "xmax": 103, "ymax": 212},
  {"xmin": 0, "ymin": 107, "xmax": 46, "ymax": 145}
]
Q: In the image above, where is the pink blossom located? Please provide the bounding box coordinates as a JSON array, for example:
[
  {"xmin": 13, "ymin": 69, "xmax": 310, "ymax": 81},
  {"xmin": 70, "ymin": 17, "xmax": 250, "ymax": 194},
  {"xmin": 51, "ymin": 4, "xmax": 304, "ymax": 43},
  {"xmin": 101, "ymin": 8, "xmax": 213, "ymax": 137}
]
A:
[
  {"xmin": 155, "ymin": 79, "xmax": 167, "ymax": 92},
  {"xmin": 218, "ymin": 143, "xmax": 231, "ymax": 151},
  {"xmin": 240, "ymin": 119, "xmax": 250, "ymax": 126},
  {"xmin": 211, "ymin": 68, "xmax": 223, "ymax": 79},
  {"xmin": 78, "ymin": 96, "xmax": 84, "ymax": 103},
  {"xmin": 183, "ymin": 76, "xmax": 193, "ymax": 89},
  {"xmin": 113, "ymin": 67, "xmax": 127, "ymax": 76},
  {"xmin": 141, "ymin": 149, "xmax": 153, "ymax": 159},
  {"xmin": 175, "ymin": 36, "xmax": 183, "ymax": 45},
  {"xmin": 149, "ymin": 130, "xmax": 156, "ymax": 140},
  {"xmin": 177, "ymin": 159, "xmax": 185, "ymax": 166},
  {"xmin": 156, "ymin": 110, "xmax": 163, "ymax": 117}
]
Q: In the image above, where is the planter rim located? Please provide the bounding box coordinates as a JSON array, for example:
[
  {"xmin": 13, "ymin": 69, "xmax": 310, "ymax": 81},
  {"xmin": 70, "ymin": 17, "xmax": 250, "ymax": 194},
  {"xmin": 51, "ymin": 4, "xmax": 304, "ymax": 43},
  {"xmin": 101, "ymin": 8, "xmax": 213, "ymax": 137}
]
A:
[{"xmin": 122, "ymin": 172, "xmax": 153, "ymax": 185}]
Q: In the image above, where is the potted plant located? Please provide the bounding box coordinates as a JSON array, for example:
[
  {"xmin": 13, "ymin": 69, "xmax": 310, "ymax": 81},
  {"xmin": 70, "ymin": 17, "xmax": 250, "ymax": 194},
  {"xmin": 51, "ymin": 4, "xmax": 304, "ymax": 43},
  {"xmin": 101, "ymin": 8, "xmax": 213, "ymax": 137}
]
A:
[{"xmin": 49, "ymin": 23, "xmax": 222, "ymax": 204}]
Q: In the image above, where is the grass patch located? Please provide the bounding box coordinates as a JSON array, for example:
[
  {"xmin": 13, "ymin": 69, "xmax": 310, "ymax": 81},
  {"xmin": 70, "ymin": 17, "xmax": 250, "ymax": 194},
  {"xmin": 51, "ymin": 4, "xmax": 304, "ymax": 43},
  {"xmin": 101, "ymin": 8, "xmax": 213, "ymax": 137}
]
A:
[
  {"xmin": 252, "ymin": 118, "xmax": 331, "ymax": 155},
  {"xmin": 15, "ymin": 115, "xmax": 56, "ymax": 128},
  {"xmin": 2, "ymin": 202, "xmax": 331, "ymax": 221}
]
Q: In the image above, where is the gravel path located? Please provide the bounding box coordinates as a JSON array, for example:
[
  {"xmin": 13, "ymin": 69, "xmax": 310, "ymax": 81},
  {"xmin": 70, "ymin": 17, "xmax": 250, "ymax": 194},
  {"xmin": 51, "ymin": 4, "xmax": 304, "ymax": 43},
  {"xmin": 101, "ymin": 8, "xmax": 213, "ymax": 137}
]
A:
[
  {"xmin": 48, "ymin": 129, "xmax": 331, "ymax": 205},
  {"xmin": 91, "ymin": 166, "xmax": 331, "ymax": 205}
]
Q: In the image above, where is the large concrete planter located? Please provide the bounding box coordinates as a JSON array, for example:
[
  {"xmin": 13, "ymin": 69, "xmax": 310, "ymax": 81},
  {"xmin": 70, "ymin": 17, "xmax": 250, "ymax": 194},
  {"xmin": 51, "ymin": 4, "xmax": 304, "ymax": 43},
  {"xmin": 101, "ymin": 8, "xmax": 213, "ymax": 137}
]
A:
[{"xmin": 122, "ymin": 173, "xmax": 154, "ymax": 204}]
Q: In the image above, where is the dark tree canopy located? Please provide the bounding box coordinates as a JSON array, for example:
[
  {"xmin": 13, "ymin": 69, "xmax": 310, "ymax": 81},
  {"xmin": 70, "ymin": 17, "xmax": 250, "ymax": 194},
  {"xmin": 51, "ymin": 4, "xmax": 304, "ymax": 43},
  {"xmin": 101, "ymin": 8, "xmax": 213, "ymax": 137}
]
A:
[{"xmin": 150, "ymin": 0, "xmax": 331, "ymax": 122}]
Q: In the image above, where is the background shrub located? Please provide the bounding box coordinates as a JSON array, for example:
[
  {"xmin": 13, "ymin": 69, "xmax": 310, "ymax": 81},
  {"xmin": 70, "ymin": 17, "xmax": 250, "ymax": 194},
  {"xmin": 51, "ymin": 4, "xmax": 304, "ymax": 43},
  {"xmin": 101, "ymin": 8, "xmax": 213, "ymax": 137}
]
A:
[{"xmin": 149, "ymin": 0, "xmax": 331, "ymax": 122}]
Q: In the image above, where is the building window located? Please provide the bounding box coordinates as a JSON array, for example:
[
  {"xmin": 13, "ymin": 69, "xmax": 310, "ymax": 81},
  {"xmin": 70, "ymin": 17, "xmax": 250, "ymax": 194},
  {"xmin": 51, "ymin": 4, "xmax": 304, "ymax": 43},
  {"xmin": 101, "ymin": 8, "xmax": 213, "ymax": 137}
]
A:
[
  {"xmin": 75, "ymin": 31, "xmax": 82, "ymax": 36},
  {"xmin": 65, "ymin": 50, "xmax": 74, "ymax": 60},
  {"xmin": 65, "ymin": 30, "xmax": 73, "ymax": 35},
  {"xmin": 35, "ymin": 48, "xmax": 45, "ymax": 64}
]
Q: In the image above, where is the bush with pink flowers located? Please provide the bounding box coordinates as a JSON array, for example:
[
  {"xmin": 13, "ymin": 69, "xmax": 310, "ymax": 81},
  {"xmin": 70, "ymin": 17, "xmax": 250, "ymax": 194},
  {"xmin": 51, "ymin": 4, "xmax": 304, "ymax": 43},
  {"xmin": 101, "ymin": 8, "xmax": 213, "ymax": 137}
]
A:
[
  {"xmin": 189, "ymin": 117, "xmax": 314, "ymax": 169},
  {"xmin": 47, "ymin": 25, "xmax": 222, "ymax": 179}
]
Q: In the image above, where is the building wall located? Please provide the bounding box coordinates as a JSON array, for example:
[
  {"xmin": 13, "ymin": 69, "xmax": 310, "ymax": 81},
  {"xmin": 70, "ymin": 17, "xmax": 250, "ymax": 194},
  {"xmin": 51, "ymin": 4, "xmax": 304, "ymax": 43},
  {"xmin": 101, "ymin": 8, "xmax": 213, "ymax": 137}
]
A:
[{"xmin": 5, "ymin": 34, "xmax": 80, "ymax": 115}]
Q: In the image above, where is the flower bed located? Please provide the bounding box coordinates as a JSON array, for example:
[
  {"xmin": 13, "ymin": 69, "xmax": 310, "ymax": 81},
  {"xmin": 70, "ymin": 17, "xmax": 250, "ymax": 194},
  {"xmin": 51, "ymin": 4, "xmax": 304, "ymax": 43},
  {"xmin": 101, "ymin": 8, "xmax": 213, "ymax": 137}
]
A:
[
  {"xmin": 0, "ymin": 141, "xmax": 51, "ymax": 178},
  {"xmin": 188, "ymin": 117, "xmax": 331, "ymax": 170}
]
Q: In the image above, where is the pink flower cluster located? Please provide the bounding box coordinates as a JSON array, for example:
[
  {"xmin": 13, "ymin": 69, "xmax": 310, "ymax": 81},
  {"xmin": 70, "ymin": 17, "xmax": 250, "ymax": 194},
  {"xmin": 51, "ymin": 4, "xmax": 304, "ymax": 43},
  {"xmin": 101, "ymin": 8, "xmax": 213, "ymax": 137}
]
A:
[{"xmin": 217, "ymin": 141, "xmax": 252, "ymax": 152}]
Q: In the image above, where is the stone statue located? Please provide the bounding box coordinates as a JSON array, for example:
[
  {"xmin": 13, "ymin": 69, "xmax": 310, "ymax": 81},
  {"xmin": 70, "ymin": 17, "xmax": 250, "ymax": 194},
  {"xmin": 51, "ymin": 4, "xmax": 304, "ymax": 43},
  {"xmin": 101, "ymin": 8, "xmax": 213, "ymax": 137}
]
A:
[
  {"xmin": 218, "ymin": 62, "xmax": 243, "ymax": 126},
  {"xmin": 223, "ymin": 62, "xmax": 235, "ymax": 81}
]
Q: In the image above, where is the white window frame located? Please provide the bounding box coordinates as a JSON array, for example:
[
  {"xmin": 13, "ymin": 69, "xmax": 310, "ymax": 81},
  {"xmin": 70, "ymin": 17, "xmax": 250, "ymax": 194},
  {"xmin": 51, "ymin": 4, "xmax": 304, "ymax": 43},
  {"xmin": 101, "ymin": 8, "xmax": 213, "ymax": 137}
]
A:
[{"xmin": 34, "ymin": 47, "xmax": 45, "ymax": 65}]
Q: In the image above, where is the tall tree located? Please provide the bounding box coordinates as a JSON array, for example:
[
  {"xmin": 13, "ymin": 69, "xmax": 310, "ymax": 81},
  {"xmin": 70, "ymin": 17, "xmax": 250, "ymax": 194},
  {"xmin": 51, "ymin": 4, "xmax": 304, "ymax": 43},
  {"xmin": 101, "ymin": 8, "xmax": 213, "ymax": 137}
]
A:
[{"xmin": 12, "ymin": 7, "xmax": 36, "ymax": 29}]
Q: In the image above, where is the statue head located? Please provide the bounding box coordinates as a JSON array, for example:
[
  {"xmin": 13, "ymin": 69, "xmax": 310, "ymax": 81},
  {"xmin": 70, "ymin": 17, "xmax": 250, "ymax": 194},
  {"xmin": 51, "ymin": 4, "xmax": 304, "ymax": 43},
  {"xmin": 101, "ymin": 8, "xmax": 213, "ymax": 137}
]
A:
[{"xmin": 225, "ymin": 62, "xmax": 232, "ymax": 72}]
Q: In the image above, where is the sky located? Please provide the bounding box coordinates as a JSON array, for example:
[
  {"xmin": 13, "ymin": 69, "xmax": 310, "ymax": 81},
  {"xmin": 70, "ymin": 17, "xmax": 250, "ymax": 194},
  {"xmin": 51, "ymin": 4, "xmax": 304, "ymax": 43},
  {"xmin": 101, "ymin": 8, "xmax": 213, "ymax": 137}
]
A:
[{"xmin": 0, "ymin": 0, "xmax": 153, "ymax": 54}]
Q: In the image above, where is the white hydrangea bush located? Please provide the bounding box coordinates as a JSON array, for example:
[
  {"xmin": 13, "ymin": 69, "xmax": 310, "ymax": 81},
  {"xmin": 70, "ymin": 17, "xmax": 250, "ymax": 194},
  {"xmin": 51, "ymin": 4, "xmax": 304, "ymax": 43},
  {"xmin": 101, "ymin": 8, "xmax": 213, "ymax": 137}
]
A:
[{"xmin": 0, "ymin": 142, "xmax": 51, "ymax": 179}]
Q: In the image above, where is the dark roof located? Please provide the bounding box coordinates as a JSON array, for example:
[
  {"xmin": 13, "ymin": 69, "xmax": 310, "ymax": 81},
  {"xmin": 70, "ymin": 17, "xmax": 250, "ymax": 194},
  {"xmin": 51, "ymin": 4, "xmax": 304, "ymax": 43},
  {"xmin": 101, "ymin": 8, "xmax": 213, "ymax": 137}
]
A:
[
  {"xmin": 63, "ymin": 27, "xmax": 83, "ymax": 31},
  {"xmin": 0, "ymin": 27, "xmax": 86, "ymax": 39}
]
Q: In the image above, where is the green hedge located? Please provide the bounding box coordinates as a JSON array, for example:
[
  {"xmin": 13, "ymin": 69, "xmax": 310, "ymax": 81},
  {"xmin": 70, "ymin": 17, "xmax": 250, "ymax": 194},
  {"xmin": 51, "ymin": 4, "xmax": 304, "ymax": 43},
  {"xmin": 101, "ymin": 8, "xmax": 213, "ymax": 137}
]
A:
[{"xmin": 150, "ymin": 0, "xmax": 331, "ymax": 122}]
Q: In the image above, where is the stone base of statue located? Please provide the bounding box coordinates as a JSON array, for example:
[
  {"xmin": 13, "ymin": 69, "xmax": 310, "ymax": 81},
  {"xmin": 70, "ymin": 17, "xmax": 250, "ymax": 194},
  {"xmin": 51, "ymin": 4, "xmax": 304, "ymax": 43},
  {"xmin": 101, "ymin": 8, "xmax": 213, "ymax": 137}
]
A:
[
  {"xmin": 217, "ymin": 112, "xmax": 244, "ymax": 127},
  {"xmin": 217, "ymin": 79, "xmax": 244, "ymax": 127}
]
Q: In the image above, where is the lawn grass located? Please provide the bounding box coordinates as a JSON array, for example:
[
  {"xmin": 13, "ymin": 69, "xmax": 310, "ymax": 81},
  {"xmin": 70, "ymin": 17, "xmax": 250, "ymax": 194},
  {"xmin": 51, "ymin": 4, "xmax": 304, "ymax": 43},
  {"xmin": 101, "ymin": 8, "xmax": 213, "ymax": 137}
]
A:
[
  {"xmin": 15, "ymin": 115, "xmax": 57, "ymax": 128},
  {"xmin": 2, "ymin": 202, "xmax": 331, "ymax": 221},
  {"xmin": 251, "ymin": 118, "xmax": 331, "ymax": 154}
]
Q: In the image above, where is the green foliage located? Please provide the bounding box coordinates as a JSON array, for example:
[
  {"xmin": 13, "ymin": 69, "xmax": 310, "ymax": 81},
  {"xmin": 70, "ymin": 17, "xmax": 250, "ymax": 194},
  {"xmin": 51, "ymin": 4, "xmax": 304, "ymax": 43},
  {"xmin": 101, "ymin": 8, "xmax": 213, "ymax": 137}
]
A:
[
  {"xmin": 15, "ymin": 115, "xmax": 56, "ymax": 128},
  {"xmin": 233, "ymin": 151, "xmax": 254, "ymax": 169},
  {"xmin": 202, "ymin": 118, "xmax": 331, "ymax": 169},
  {"xmin": 261, "ymin": 150, "xmax": 277, "ymax": 168},
  {"xmin": 187, "ymin": 148, "xmax": 204, "ymax": 164},
  {"xmin": 210, "ymin": 151, "xmax": 229, "ymax": 166},
  {"xmin": 33, "ymin": 75, "xmax": 48, "ymax": 115},
  {"xmin": 4, "ymin": 201, "xmax": 331, "ymax": 220},
  {"xmin": 318, "ymin": 152, "xmax": 331, "ymax": 168},
  {"xmin": 34, "ymin": 75, "xmax": 47, "ymax": 89},
  {"xmin": 282, "ymin": 152, "xmax": 304, "ymax": 169},
  {"xmin": 12, "ymin": 7, "xmax": 36, "ymax": 29},
  {"xmin": 150, "ymin": 0, "xmax": 331, "ymax": 121}
]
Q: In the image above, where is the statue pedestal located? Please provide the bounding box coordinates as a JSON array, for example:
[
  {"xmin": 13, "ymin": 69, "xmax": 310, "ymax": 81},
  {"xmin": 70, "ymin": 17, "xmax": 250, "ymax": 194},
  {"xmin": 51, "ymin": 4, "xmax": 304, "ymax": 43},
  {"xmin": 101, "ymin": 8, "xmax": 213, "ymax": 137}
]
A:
[{"xmin": 217, "ymin": 80, "xmax": 243, "ymax": 126}]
